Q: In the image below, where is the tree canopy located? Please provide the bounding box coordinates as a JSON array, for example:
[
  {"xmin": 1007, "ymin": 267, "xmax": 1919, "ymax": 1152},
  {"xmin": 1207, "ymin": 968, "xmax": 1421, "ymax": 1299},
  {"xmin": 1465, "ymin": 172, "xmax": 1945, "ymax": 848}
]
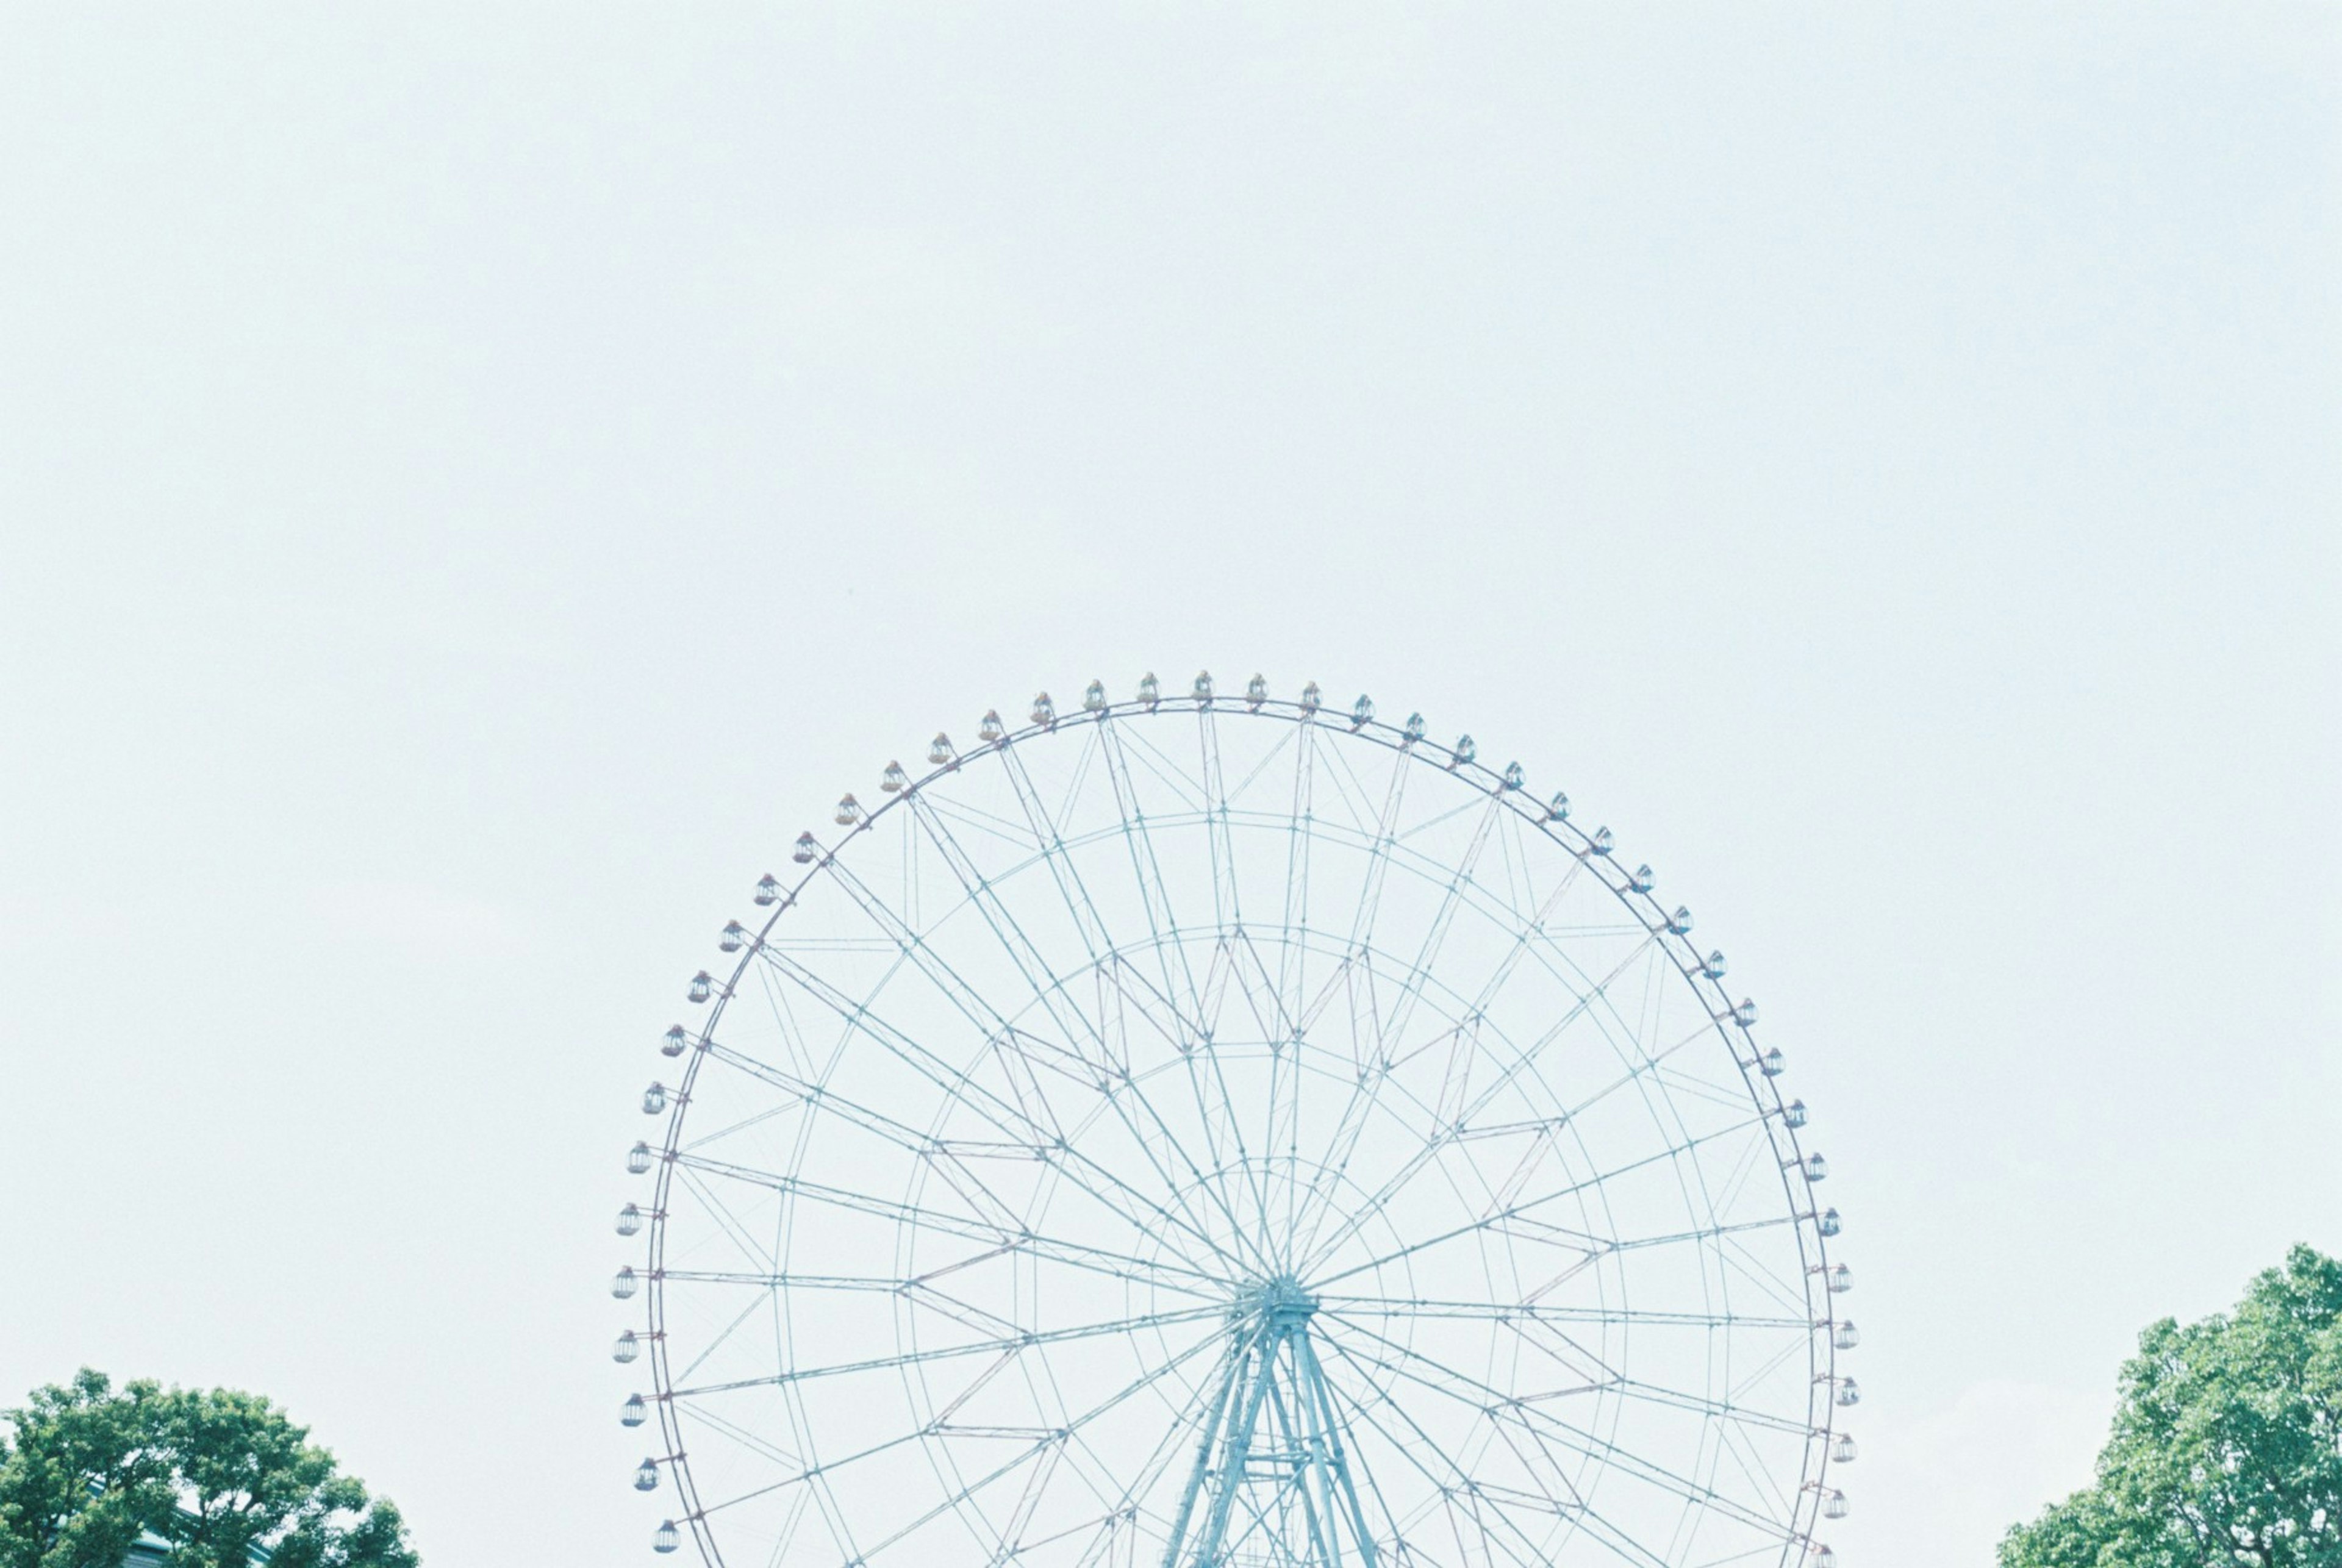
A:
[
  {"xmin": 0, "ymin": 1371, "xmax": 417, "ymax": 1568},
  {"xmin": 2000, "ymin": 1244, "xmax": 2342, "ymax": 1568}
]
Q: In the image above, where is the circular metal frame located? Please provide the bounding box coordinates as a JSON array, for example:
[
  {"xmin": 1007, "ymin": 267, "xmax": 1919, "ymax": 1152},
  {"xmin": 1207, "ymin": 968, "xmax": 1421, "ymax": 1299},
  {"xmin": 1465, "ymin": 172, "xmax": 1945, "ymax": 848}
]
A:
[{"xmin": 618, "ymin": 681, "xmax": 1852, "ymax": 1567}]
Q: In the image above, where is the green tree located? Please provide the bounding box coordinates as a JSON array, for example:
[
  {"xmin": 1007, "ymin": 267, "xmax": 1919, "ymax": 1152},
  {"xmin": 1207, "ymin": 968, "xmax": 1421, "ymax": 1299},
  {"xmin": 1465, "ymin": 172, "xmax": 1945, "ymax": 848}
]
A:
[
  {"xmin": 2000, "ymin": 1244, "xmax": 2342, "ymax": 1568},
  {"xmin": 0, "ymin": 1372, "xmax": 417, "ymax": 1568}
]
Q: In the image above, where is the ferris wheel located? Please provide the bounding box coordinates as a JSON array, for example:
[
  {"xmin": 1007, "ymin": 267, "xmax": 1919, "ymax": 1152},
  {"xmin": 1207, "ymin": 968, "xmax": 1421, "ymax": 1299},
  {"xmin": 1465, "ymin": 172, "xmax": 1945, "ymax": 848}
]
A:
[{"xmin": 612, "ymin": 673, "xmax": 1855, "ymax": 1568}]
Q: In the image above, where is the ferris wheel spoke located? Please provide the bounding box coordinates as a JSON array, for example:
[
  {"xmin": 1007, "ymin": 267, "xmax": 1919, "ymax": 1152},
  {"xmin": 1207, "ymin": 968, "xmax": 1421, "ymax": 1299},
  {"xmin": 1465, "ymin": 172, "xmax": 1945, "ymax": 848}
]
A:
[
  {"xmin": 1037, "ymin": 1369, "xmax": 1225, "ymax": 1558},
  {"xmin": 1195, "ymin": 703, "xmax": 1245, "ymax": 934},
  {"xmin": 669, "ymin": 1304, "xmax": 1226, "ymax": 1399},
  {"xmin": 1170, "ymin": 1037, "xmax": 1277, "ymax": 1278},
  {"xmin": 1290, "ymin": 1008, "xmax": 1495, "ymax": 1270},
  {"xmin": 809, "ymin": 851, "xmax": 1075, "ymax": 1097},
  {"xmin": 1094, "ymin": 720, "xmax": 1211, "ymax": 1031},
  {"xmin": 1451, "ymin": 842, "xmax": 1590, "ymax": 1040},
  {"xmin": 1275, "ymin": 717, "xmax": 1316, "ymax": 1038},
  {"xmin": 1092, "ymin": 726, "xmax": 1289, "ymax": 1276},
  {"xmin": 1015, "ymin": 961, "xmax": 1280, "ymax": 1282},
  {"xmin": 691, "ymin": 1045, "xmax": 1105, "ymax": 1256},
  {"xmin": 698, "ymin": 1328, "xmax": 1215, "ymax": 1533},
  {"xmin": 850, "ymin": 1324, "xmax": 1230, "ymax": 1563},
  {"xmin": 1178, "ymin": 942, "xmax": 1284, "ymax": 1269},
  {"xmin": 1325, "ymin": 1321, "xmax": 1797, "ymax": 1546},
  {"xmin": 1610, "ymin": 1214, "xmax": 1800, "ymax": 1255},
  {"xmin": 1280, "ymin": 962, "xmax": 1425, "ymax": 1266},
  {"xmin": 672, "ymin": 1153, "xmax": 1233, "ymax": 1300},
  {"xmin": 1147, "ymin": 712, "xmax": 1279, "ymax": 1267},
  {"xmin": 1310, "ymin": 1116, "xmax": 1769, "ymax": 1291},
  {"xmin": 1319, "ymin": 1347, "xmax": 1669, "ymax": 1568},
  {"xmin": 992, "ymin": 728, "xmax": 1115, "ymax": 963},
  {"xmin": 750, "ymin": 945, "xmax": 1058, "ymax": 1151},
  {"xmin": 1366, "ymin": 793, "xmax": 1504, "ymax": 1067},
  {"xmin": 751, "ymin": 947, "xmax": 1234, "ymax": 1273},
  {"xmin": 1347, "ymin": 739, "xmax": 1414, "ymax": 958},
  {"xmin": 1050, "ymin": 961, "xmax": 1292, "ymax": 1279},
  {"xmin": 1381, "ymin": 798, "xmax": 1509, "ymax": 1008},
  {"xmin": 1300, "ymin": 930, "xmax": 1669, "ymax": 1277},
  {"xmin": 904, "ymin": 793, "xmax": 1255, "ymax": 1273},
  {"xmin": 1270, "ymin": 727, "xmax": 1320, "ymax": 1255},
  {"xmin": 900, "ymin": 792, "xmax": 1113, "ymax": 1067},
  {"xmin": 1312, "ymin": 1295, "xmax": 1808, "ymax": 1333},
  {"xmin": 665, "ymin": 1269, "xmax": 920, "ymax": 1290},
  {"xmin": 1306, "ymin": 1344, "xmax": 1570, "ymax": 1568}
]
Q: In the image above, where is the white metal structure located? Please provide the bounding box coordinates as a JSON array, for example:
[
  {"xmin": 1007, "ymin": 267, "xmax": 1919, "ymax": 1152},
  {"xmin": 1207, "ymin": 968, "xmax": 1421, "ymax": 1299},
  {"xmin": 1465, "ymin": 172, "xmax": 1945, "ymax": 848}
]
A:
[{"xmin": 617, "ymin": 674, "xmax": 1852, "ymax": 1567}]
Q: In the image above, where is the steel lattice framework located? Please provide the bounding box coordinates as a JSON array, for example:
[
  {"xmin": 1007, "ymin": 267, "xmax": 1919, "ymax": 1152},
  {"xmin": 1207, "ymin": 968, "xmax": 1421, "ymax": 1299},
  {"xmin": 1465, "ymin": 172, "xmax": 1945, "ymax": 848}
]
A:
[{"xmin": 612, "ymin": 675, "xmax": 1856, "ymax": 1568}]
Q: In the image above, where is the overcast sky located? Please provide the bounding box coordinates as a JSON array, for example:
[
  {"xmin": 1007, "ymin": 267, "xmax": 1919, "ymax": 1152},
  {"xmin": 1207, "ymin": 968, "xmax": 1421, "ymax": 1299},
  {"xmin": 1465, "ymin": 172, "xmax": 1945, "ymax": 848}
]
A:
[{"xmin": 3, "ymin": 7, "xmax": 2337, "ymax": 1567}]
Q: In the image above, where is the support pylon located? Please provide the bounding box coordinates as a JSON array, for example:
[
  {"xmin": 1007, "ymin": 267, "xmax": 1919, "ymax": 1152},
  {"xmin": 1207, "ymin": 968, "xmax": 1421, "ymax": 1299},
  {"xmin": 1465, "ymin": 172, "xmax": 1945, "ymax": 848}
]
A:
[{"xmin": 1161, "ymin": 1280, "xmax": 1379, "ymax": 1568}]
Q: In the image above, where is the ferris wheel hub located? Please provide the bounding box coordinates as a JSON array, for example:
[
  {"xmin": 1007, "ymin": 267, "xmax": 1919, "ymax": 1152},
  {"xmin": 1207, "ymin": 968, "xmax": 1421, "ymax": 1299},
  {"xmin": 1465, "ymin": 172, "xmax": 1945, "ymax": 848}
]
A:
[{"xmin": 1233, "ymin": 1274, "xmax": 1319, "ymax": 1327}]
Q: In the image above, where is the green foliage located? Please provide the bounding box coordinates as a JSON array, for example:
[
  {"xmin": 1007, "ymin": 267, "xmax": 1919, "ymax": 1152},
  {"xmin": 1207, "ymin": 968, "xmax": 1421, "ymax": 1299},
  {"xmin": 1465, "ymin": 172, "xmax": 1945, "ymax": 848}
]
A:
[
  {"xmin": 0, "ymin": 1372, "xmax": 416, "ymax": 1568},
  {"xmin": 2000, "ymin": 1244, "xmax": 2342, "ymax": 1568}
]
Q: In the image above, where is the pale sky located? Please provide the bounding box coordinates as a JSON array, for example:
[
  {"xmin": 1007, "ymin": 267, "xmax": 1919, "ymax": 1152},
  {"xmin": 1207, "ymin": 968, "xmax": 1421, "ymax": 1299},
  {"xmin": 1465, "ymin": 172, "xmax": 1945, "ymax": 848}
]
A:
[{"xmin": 2, "ymin": 7, "xmax": 2337, "ymax": 1567}]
